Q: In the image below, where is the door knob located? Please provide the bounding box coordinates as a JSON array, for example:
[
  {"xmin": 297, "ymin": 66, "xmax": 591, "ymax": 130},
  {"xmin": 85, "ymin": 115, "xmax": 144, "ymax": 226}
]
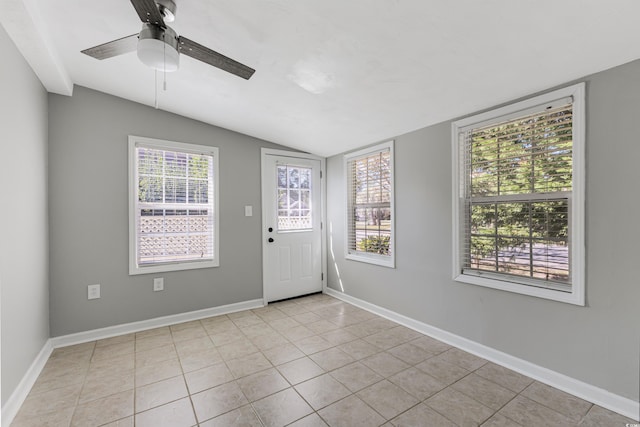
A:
[{"xmin": 268, "ymin": 238, "xmax": 274, "ymax": 243}]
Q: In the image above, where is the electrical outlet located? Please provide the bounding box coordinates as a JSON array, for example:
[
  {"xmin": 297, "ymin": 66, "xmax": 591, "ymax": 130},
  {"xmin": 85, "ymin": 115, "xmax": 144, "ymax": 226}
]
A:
[
  {"xmin": 88, "ymin": 284, "xmax": 100, "ymax": 300},
  {"xmin": 153, "ymin": 277, "xmax": 164, "ymax": 292}
]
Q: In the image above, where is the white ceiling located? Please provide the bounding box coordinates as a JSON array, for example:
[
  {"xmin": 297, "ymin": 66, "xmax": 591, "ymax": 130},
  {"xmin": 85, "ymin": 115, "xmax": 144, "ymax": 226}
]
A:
[{"xmin": 3, "ymin": 0, "xmax": 640, "ymax": 157}]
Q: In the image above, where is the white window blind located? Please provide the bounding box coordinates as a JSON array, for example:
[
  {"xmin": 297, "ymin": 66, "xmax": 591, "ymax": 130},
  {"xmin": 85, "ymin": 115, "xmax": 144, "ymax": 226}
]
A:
[
  {"xmin": 452, "ymin": 83, "xmax": 585, "ymax": 305},
  {"xmin": 345, "ymin": 141, "xmax": 394, "ymax": 267},
  {"xmin": 129, "ymin": 136, "xmax": 219, "ymax": 274},
  {"xmin": 461, "ymin": 101, "xmax": 573, "ymax": 290}
]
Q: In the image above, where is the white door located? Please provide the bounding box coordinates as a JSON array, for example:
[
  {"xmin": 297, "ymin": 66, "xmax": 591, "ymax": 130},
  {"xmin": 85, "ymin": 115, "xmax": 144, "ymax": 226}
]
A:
[{"xmin": 262, "ymin": 151, "xmax": 323, "ymax": 302}]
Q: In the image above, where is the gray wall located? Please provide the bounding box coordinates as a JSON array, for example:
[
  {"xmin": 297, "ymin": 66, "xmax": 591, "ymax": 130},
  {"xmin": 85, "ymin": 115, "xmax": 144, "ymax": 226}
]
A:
[
  {"xmin": 0, "ymin": 25, "xmax": 50, "ymax": 406},
  {"xmin": 326, "ymin": 60, "xmax": 640, "ymax": 401},
  {"xmin": 48, "ymin": 86, "xmax": 289, "ymax": 336}
]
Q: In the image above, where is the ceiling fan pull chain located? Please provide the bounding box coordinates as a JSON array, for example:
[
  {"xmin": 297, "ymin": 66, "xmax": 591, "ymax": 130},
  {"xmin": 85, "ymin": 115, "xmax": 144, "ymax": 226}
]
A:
[
  {"xmin": 163, "ymin": 32, "xmax": 167, "ymax": 91},
  {"xmin": 154, "ymin": 69, "xmax": 159, "ymax": 109}
]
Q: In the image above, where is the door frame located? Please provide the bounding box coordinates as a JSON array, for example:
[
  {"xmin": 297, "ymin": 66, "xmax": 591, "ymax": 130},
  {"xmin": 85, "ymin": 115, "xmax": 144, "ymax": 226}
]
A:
[{"xmin": 261, "ymin": 148, "xmax": 327, "ymax": 306}]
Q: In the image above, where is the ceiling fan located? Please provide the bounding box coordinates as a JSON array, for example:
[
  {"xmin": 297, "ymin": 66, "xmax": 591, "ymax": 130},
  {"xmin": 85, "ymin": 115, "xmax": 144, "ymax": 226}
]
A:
[{"xmin": 81, "ymin": 0, "xmax": 255, "ymax": 80}]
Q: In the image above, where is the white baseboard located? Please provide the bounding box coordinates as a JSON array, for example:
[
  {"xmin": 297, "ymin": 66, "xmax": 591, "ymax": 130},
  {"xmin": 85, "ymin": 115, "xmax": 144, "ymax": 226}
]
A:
[
  {"xmin": 1, "ymin": 298, "xmax": 264, "ymax": 426},
  {"xmin": 1, "ymin": 339, "xmax": 53, "ymax": 427},
  {"xmin": 50, "ymin": 298, "xmax": 264, "ymax": 348},
  {"xmin": 324, "ymin": 287, "xmax": 640, "ymax": 422}
]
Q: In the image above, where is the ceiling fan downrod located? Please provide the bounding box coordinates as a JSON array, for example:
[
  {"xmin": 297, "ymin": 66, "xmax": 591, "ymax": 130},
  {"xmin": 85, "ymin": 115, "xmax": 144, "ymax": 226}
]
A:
[{"xmin": 155, "ymin": 0, "xmax": 177, "ymax": 22}]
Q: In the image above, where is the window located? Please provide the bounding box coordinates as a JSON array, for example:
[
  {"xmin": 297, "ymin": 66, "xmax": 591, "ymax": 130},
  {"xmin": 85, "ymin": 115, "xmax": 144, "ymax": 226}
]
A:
[
  {"xmin": 345, "ymin": 141, "xmax": 395, "ymax": 268},
  {"xmin": 277, "ymin": 165, "xmax": 312, "ymax": 231},
  {"xmin": 452, "ymin": 83, "xmax": 585, "ymax": 305},
  {"xmin": 128, "ymin": 136, "xmax": 219, "ymax": 274}
]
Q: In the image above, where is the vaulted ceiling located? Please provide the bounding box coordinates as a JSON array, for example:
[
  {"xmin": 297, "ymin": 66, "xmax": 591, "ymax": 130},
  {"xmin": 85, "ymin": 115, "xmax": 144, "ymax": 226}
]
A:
[{"xmin": 3, "ymin": 0, "xmax": 640, "ymax": 156}]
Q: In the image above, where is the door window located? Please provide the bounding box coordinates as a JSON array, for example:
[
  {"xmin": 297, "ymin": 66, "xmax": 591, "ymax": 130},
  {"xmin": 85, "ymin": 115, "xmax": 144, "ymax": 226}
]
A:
[{"xmin": 277, "ymin": 165, "xmax": 312, "ymax": 231}]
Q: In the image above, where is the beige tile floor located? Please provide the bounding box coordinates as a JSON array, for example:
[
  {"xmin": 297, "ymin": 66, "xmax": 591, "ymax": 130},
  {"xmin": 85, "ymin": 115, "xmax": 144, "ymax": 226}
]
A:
[{"xmin": 10, "ymin": 293, "xmax": 636, "ymax": 426}]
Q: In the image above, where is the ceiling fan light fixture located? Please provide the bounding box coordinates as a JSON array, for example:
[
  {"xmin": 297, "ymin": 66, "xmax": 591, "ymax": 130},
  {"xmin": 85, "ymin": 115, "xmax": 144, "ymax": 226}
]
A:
[{"xmin": 137, "ymin": 23, "xmax": 179, "ymax": 71}]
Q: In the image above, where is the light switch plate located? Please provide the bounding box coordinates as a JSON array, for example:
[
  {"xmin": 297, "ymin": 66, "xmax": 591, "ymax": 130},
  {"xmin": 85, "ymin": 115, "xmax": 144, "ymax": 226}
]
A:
[
  {"xmin": 88, "ymin": 284, "xmax": 100, "ymax": 300},
  {"xmin": 244, "ymin": 205, "xmax": 253, "ymax": 216},
  {"xmin": 153, "ymin": 277, "xmax": 164, "ymax": 292}
]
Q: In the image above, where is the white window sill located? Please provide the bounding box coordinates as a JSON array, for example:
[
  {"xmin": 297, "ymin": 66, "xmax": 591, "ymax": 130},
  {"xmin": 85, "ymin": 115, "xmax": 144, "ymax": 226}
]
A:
[
  {"xmin": 129, "ymin": 259, "xmax": 219, "ymax": 275},
  {"xmin": 346, "ymin": 253, "xmax": 395, "ymax": 269},
  {"xmin": 453, "ymin": 273, "xmax": 584, "ymax": 306}
]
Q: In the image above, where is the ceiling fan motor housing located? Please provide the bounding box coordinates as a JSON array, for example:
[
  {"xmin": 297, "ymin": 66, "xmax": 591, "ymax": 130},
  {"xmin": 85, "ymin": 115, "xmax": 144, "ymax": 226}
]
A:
[{"xmin": 137, "ymin": 23, "xmax": 180, "ymax": 71}]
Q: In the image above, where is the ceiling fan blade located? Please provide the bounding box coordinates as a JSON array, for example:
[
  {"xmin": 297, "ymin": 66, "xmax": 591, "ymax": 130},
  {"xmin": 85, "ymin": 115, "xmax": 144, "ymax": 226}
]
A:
[
  {"xmin": 130, "ymin": 0, "xmax": 165, "ymax": 27},
  {"xmin": 81, "ymin": 34, "xmax": 139, "ymax": 60},
  {"xmin": 178, "ymin": 36, "xmax": 255, "ymax": 80}
]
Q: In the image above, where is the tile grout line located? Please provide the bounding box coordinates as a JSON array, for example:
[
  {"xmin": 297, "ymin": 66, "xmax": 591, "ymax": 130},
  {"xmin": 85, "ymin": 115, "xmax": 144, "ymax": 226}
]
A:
[{"xmin": 186, "ymin": 321, "xmax": 204, "ymax": 427}]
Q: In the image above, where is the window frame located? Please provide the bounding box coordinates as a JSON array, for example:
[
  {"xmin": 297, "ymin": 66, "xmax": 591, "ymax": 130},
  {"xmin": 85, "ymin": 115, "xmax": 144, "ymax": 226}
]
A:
[
  {"xmin": 128, "ymin": 135, "xmax": 220, "ymax": 275},
  {"xmin": 451, "ymin": 83, "xmax": 585, "ymax": 305},
  {"xmin": 344, "ymin": 140, "xmax": 395, "ymax": 268}
]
